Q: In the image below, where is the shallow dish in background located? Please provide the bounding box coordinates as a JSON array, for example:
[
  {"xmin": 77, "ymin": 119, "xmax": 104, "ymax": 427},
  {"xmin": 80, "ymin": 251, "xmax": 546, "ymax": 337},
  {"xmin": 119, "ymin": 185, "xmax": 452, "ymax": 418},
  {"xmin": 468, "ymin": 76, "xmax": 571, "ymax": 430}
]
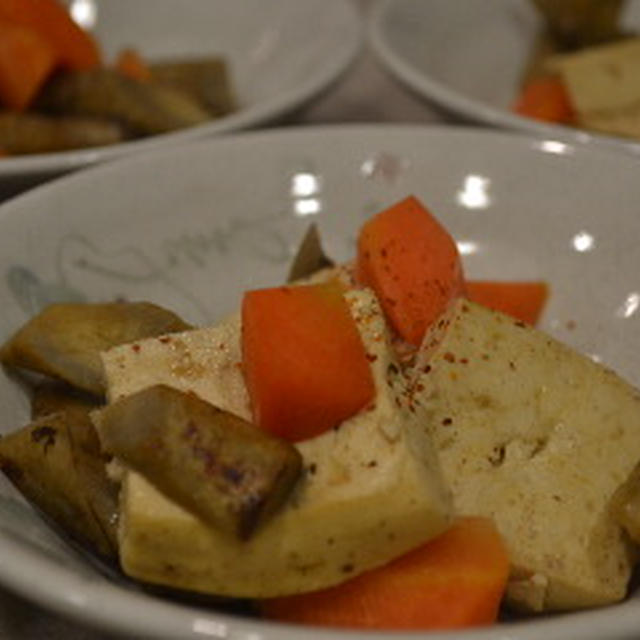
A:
[
  {"xmin": 1, "ymin": 125, "xmax": 640, "ymax": 639},
  {"xmin": 369, "ymin": 0, "xmax": 640, "ymax": 156},
  {"xmin": 0, "ymin": 0, "xmax": 361, "ymax": 200}
]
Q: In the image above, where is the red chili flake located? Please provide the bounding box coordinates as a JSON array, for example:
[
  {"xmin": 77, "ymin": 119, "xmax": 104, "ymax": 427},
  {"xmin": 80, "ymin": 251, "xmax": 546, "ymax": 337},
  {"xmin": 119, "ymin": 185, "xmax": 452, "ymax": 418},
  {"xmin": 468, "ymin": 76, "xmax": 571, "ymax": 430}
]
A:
[
  {"xmin": 158, "ymin": 336, "xmax": 171, "ymax": 344},
  {"xmin": 443, "ymin": 352, "xmax": 456, "ymax": 363},
  {"xmin": 415, "ymin": 383, "xmax": 424, "ymax": 392},
  {"xmin": 366, "ymin": 353, "xmax": 378, "ymax": 363},
  {"xmin": 131, "ymin": 343, "xmax": 141, "ymax": 353},
  {"xmin": 422, "ymin": 364, "xmax": 432, "ymax": 374},
  {"xmin": 442, "ymin": 417, "xmax": 453, "ymax": 426},
  {"xmin": 460, "ymin": 358, "xmax": 468, "ymax": 364},
  {"xmin": 514, "ymin": 321, "xmax": 526, "ymax": 328}
]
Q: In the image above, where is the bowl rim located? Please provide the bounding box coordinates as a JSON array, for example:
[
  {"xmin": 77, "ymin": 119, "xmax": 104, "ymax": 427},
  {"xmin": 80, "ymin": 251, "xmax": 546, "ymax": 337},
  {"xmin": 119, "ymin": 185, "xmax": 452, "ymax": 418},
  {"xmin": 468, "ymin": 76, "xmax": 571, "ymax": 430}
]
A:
[{"xmin": 367, "ymin": 0, "xmax": 640, "ymax": 158}]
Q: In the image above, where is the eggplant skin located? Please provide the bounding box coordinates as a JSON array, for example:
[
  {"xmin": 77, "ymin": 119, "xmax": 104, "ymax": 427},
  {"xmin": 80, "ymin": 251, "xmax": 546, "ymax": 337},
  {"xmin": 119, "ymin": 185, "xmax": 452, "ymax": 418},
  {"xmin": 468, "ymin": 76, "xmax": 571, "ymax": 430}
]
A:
[
  {"xmin": 0, "ymin": 302, "xmax": 191, "ymax": 395},
  {"xmin": 95, "ymin": 384, "xmax": 303, "ymax": 539},
  {"xmin": 0, "ymin": 409, "xmax": 119, "ymax": 559},
  {"xmin": 150, "ymin": 58, "xmax": 236, "ymax": 117},
  {"xmin": 530, "ymin": 0, "xmax": 626, "ymax": 50},
  {"xmin": 37, "ymin": 69, "xmax": 213, "ymax": 136},
  {"xmin": 0, "ymin": 112, "xmax": 125, "ymax": 155}
]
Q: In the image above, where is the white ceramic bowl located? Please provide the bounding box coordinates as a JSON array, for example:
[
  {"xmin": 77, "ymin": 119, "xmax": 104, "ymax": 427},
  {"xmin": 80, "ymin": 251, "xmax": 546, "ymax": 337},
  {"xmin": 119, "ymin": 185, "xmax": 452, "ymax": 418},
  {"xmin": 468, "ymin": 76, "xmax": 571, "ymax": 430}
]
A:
[
  {"xmin": 1, "ymin": 125, "xmax": 640, "ymax": 639},
  {"xmin": 0, "ymin": 0, "xmax": 361, "ymax": 200},
  {"xmin": 369, "ymin": 0, "xmax": 640, "ymax": 156}
]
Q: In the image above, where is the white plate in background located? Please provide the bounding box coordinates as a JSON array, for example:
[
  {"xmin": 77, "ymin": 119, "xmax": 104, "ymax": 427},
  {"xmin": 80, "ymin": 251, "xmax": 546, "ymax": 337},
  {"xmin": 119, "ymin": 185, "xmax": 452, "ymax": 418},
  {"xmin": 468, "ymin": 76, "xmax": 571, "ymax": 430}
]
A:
[
  {"xmin": 0, "ymin": 0, "xmax": 361, "ymax": 199},
  {"xmin": 1, "ymin": 125, "xmax": 640, "ymax": 639}
]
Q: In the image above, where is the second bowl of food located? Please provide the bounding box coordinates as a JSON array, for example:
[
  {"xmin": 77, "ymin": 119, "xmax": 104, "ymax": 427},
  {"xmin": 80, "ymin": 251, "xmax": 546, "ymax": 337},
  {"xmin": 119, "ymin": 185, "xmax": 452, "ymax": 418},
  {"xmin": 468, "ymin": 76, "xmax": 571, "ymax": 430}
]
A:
[
  {"xmin": 369, "ymin": 0, "xmax": 640, "ymax": 156},
  {"xmin": 0, "ymin": 0, "xmax": 361, "ymax": 199}
]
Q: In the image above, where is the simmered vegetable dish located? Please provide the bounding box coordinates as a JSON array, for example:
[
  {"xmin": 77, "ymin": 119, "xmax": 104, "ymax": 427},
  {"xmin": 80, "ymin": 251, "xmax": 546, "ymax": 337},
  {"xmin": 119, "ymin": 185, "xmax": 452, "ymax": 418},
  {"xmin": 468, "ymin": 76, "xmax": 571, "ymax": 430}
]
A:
[
  {"xmin": 3, "ymin": 196, "xmax": 640, "ymax": 632},
  {"xmin": 0, "ymin": 0, "xmax": 235, "ymax": 155},
  {"xmin": 514, "ymin": 0, "xmax": 640, "ymax": 141}
]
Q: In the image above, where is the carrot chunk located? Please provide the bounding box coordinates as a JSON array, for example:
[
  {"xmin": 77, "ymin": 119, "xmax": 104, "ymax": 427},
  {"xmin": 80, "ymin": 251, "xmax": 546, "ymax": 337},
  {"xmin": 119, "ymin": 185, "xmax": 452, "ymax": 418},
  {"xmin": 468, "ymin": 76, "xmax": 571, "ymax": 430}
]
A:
[
  {"xmin": 513, "ymin": 75, "xmax": 575, "ymax": 124},
  {"xmin": 356, "ymin": 196, "xmax": 465, "ymax": 346},
  {"xmin": 241, "ymin": 281, "xmax": 375, "ymax": 442},
  {"xmin": 0, "ymin": 20, "xmax": 58, "ymax": 110},
  {"xmin": 467, "ymin": 280, "xmax": 549, "ymax": 325},
  {"xmin": 0, "ymin": 0, "xmax": 101, "ymax": 70},
  {"xmin": 262, "ymin": 517, "xmax": 510, "ymax": 630},
  {"xmin": 115, "ymin": 47, "xmax": 151, "ymax": 82}
]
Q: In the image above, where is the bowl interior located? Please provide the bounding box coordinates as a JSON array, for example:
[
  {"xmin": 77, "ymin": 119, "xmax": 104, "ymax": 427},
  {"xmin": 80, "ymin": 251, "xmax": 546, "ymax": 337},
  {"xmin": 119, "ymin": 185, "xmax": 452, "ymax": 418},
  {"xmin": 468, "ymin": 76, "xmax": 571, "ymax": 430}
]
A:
[{"xmin": 1, "ymin": 125, "xmax": 640, "ymax": 639}]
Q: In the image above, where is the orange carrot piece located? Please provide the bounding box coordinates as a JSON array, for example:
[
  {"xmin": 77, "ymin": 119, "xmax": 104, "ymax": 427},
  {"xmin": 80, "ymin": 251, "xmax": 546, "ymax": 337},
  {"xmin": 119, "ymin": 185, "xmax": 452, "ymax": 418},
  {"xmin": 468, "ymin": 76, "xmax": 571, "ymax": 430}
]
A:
[
  {"xmin": 356, "ymin": 196, "xmax": 465, "ymax": 346},
  {"xmin": 0, "ymin": 20, "xmax": 58, "ymax": 110},
  {"xmin": 115, "ymin": 47, "xmax": 151, "ymax": 82},
  {"xmin": 262, "ymin": 517, "xmax": 510, "ymax": 630},
  {"xmin": 513, "ymin": 75, "xmax": 575, "ymax": 124},
  {"xmin": 0, "ymin": 0, "xmax": 100, "ymax": 70},
  {"xmin": 241, "ymin": 281, "xmax": 375, "ymax": 442},
  {"xmin": 467, "ymin": 280, "xmax": 549, "ymax": 326}
]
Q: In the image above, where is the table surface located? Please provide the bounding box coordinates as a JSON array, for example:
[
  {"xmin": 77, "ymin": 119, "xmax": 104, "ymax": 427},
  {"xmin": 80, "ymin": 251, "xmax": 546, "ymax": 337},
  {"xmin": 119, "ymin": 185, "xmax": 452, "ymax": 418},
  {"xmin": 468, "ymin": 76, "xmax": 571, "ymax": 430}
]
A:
[{"xmin": 0, "ymin": 2, "xmax": 463, "ymax": 638}]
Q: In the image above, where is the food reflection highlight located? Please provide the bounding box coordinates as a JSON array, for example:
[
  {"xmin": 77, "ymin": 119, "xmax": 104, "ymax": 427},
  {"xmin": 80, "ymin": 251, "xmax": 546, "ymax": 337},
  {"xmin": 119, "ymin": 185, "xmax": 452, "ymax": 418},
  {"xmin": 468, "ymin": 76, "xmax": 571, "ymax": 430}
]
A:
[
  {"xmin": 68, "ymin": 0, "xmax": 97, "ymax": 30},
  {"xmin": 456, "ymin": 174, "xmax": 491, "ymax": 210},
  {"xmin": 617, "ymin": 293, "xmax": 640, "ymax": 319},
  {"xmin": 290, "ymin": 171, "xmax": 323, "ymax": 217}
]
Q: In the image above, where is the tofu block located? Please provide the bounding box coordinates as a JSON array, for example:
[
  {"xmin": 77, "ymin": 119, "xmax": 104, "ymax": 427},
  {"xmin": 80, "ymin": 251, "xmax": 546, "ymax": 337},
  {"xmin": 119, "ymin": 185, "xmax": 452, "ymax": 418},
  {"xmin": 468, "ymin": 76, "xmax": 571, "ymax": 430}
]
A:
[
  {"xmin": 101, "ymin": 290, "xmax": 452, "ymax": 597},
  {"xmin": 413, "ymin": 299, "xmax": 640, "ymax": 612},
  {"xmin": 547, "ymin": 37, "xmax": 640, "ymax": 138}
]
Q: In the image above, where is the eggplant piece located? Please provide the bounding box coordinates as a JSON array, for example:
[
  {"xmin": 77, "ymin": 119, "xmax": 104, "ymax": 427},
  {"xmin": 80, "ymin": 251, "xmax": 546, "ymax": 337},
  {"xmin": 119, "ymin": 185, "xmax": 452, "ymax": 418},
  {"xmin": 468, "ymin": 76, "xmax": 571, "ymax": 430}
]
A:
[
  {"xmin": 31, "ymin": 380, "xmax": 102, "ymax": 421},
  {"xmin": 95, "ymin": 384, "xmax": 303, "ymax": 539},
  {"xmin": 37, "ymin": 69, "xmax": 213, "ymax": 136},
  {"xmin": 530, "ymin": 0, "xmax": 627, "ymax": 50},
  {"xmin": 287, "ymin": 223, "xmax": 334, "ymax": 283},
  {"xmin": 150, "ymin": 58, "xmax": 236, "ymax": 117},
  {"xmin": 0, "ymin": 410, "xmax": 118, "ymax": 558},
  {"xmin": 0, "ymin": 302, "xmax": 191, "ymax": 395},
  {"xmin": 0, "ymin": 112, "xmax": 125, "ymax": 155}
]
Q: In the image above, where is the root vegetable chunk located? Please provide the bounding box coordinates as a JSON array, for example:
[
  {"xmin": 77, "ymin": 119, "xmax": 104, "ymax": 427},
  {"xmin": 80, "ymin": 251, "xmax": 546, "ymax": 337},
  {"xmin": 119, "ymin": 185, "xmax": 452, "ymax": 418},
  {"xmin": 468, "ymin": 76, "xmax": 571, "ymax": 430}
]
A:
[
  {"xmin": 241, "ymin": 281, "xmax": 375, "ymax": 442},
  {"xmin": 0, "ymin": 0, "xmax": 101, "ymax": 70},
  {"xmin": 356, "ymin": 196, "xmax": 465, "ymax": 346},
  {"xmin": 466, "ymin": 280, "xmax": 549, "ymax": 325},
  {"xmin": 262, "ymin": 516, "xmax": 509, "ymax": 630},
  {"xmin": 0, "ymin": 21, "xmax": 57, "ymax": 110}
]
